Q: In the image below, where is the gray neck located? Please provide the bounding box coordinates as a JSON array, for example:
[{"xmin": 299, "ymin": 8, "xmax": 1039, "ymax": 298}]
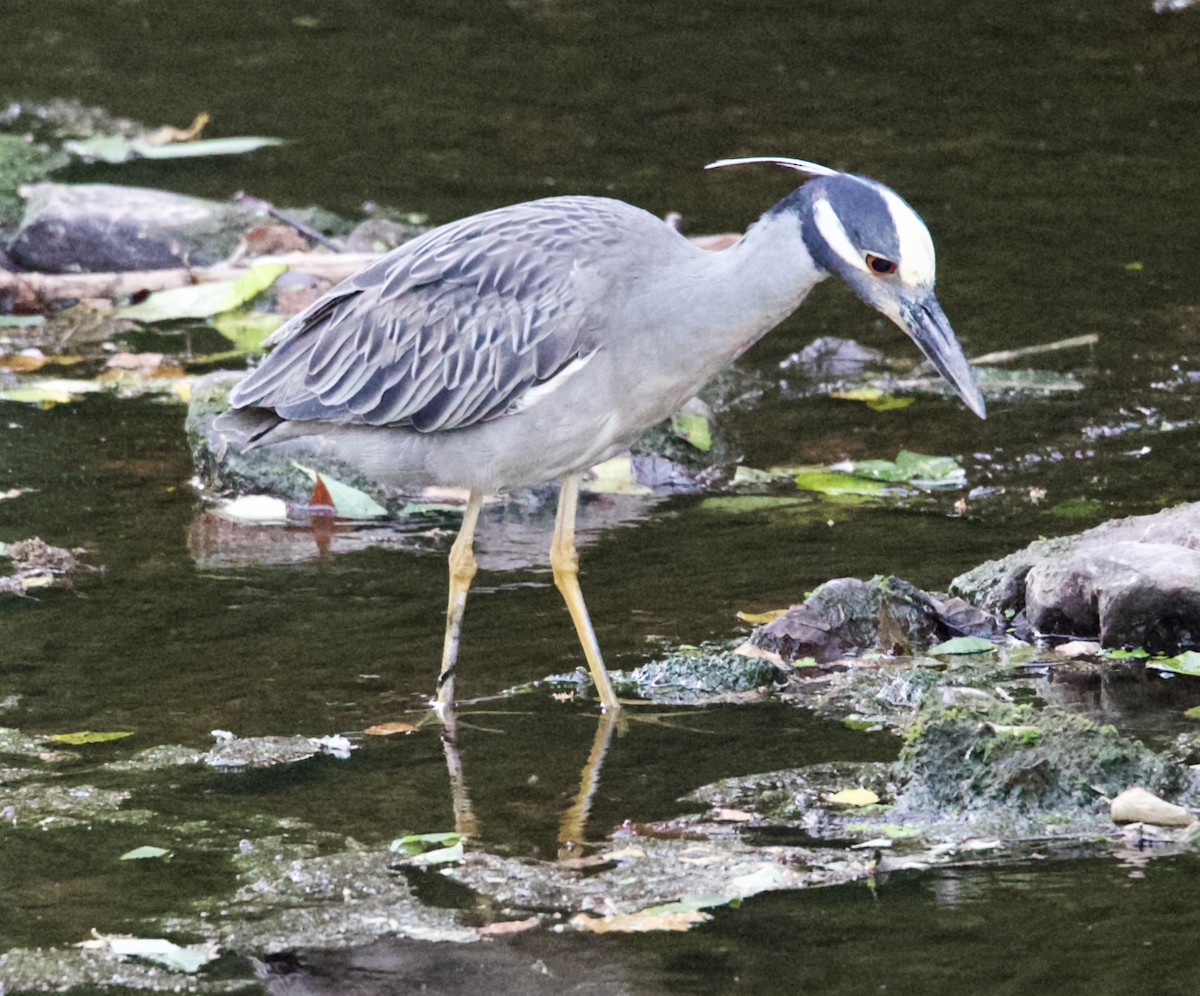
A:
[
  {"xmin": 609, "ymin": 204, "xmax": 829, "ymax": 431},
  {"xmin": 676, "ymin": 205, "xmax": 829, "ymax": 376}
]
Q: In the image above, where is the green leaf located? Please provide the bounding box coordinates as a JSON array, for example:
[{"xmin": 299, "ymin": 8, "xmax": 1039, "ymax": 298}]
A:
[
  {"xmin": 1184, "ymin": 705, "xmax": 1200, "ymax": 720},
  {"xmin": 698, "ymin": 495, "xmax": 810, "ymax": 513},
  {"xmin": 130, "ymin": 136, "xmax": 286, "ymax": 159},
  {"xmin": 1149, "ymin": 651, "xmax": 1200, "ymax": 676},
  {"xmin": 210, "ymin": 310, "xmax": 284, "ymax": 352},
  {"xmin": 841, "ymin": 450, "xmax": 964, "ymax": 488},
  {"xmin": 830, "ymin": 387, "xmax": 914, "ymax": 412},
  {"xmin": 50, "ymin": 730, "xmax": 135, "ymax": 745},
  {"xmin": 792, "ymin": 469, "xmax": 891, "ymax": 497},
  {"xmin": 120, "ymin": 845, "xmax": 171, "ymax": 860},
  {"xmin": 409, "ymin": 841, "xmax": 464, "ymax": 865},
  {"xmin": 117, "ymin": 262, "xmax": 287, "ymax": 322},
  {"xmin": 0, "ymin": 315, "xmax": 46, "ymax": 328},
  {"xmin": 388, "ymin": 831, "xmax": 463, "ymax": 856},
  {"xmin": 866, "ymin": 395, "xmax": 914, "ymax": 412},
  {"xmin": 65, "ymin": 135, "xmax": 136, "ymax": 163},
  {"xmin": 670, "ymin": 410, "xmax": 712, "ymax": 452},
  {"xmin": 582, "ymin": 456, "xmax": 652, "ymax": 495},
  {"xmin": 926, "ymin": 636, "xmax": 996, "ymax": 655},
  {"xmin": 292, "ymin": 463, "xmax": 388, "ymax": 519},
  {"xmin": 1104, "ymin": 648, "xmax": 1149, "ymax": 659}
]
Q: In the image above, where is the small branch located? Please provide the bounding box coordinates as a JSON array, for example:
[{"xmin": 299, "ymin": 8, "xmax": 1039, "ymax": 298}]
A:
[
  {"xmin": 0, "ymin": 251, "xmax": 387, "ymax": 310},
  {"xmin": 972, "ymin": 333, "xmax": 1099, "ymax": 366}
]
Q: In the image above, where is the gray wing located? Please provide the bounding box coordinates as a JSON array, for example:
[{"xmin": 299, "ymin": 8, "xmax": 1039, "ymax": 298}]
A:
[{"xmin": 228, "ymin": 196, "xmax": 642, "ymax": 433}]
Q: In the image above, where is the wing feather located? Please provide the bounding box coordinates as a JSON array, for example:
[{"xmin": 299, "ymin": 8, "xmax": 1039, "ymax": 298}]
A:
[{"xmin": 228, "ymin": 196, "xmax": 648, "ymax": 432}]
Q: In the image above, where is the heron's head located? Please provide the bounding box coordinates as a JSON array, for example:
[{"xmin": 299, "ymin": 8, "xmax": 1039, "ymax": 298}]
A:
[{"xmin": 707, "ymin": 156, "xmax": 986, "ymax": 419}]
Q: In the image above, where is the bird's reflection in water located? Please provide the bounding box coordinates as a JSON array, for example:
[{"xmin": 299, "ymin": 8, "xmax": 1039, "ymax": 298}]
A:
[{"xmin": 434, "ymin": 700, "xmax": 621, "ymax": 856}]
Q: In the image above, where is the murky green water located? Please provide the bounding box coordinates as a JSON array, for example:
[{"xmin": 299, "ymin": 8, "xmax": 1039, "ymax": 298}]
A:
[{"xmin": 2, "ymin": 0, "xmax": 1200, "ymax": 991}]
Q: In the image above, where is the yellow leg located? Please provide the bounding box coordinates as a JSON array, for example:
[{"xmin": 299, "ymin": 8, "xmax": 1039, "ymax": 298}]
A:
[
  {"xmin": 551, "ymin": 475, "xmax": 620, "ymax": 713},
  {"xmin": 435, "ymin": 490, "xmax": 483, "ymax": 719}
]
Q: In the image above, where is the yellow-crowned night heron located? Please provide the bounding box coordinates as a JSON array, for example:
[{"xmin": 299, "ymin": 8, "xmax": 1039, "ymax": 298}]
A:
[{"xmin": 219, "ymin": 157, "xmax": 986, "ymax": 715}]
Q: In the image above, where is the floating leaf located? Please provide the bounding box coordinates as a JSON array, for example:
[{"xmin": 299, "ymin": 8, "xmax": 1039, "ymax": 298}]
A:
[
  {"xmin": 926, "ymin": 636, "xmax": 996, "ymax": 655},
  {"xmin": 582, "ymin": 456, "xmax": 652, "ymax": 495},
  {"xmin": 699, "ymin": 495, "xmax": 810, "ymax": 513},
  {"xmin": 93, "ymin": 937, "xmax": 220, "ymax": 973},
  {"xmin": 830, "ymin": 387, "xmax": 914, "ymax": 412},
  {"xmin": 64, "ymin": 134, "xmax": 138, "ymax": 163},
  {"xmin": 117, "ymin": 261, "xmax": 287, "ymax": 322},
  {"xmin": 210, "ymin": 310, "xmax": 284, "ymax": 352},
  {"xmin": 837, "ymin": 450, "xmax": 964, "ymax": 488},
  {"xmin": 670, "ymin": 410, "xmax": 712, "ymax": 452},
  {"xmin": 571, "ymin": 904, "xmax": 711, "ymax": 933},
  {"xmin": 1105, "ymin": 648, "xmax": 1149, "ymax": 660},
  {"xmin": 292, "ymin": 463, "xmax": 387, "ymax": 519},
  {"xmin": 408, "ymin": 840, "xmax": 464, "ymax": 865},
  {"xmin": 388, "ymin": 831, "xmax": 463, "ymax": 856},
  {"xmin": 0, "ymin": 377, "xmax": 105, "ymax": 407},
  {"xmin": 130, "ymin": 135, "xmax": 285, "ymax": 159},
  {"xmin": 792, "ymin": 469, "xmax": 891, "ymax": 497},
  {"xmin": 731, "ymin": 465, "xmax": 774, "ymax": 485},
  {"xmin": 736, "ymin": 608, "xmax": 787, "ymax": 625},
  {"xmin": 365, "ymin": 721, "xmax": 418, "ymax": 736},
  {"xmin": 826, "ymin": 787, "xmax": 880, "ymax": 807},
  {"xmin": 1149, "ymin": 651, "xmax": 1200, "ymax": 676},
  {"xmin": 50, "ymin": 730, "xmax": 135, "ymax": 745},
  {"xmin": 120, "ymin": 845, "xmax": 171, "ymax": 860}
]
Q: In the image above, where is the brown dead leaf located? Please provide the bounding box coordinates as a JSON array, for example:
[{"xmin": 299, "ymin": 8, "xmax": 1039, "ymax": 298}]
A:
[
  {"xmin": 0, "ymin": 352, "xmax": 50, "ymax": 373},
  {"xmin": 570, "ymin": 909, "xmax": 711, "ymax": 934},
  {"xmin": 731, "ymin": 640, "xmax": 784, "ymax": 667},
  {"xmin": 245, "ymin": 223, "xmax": 310, "ymax": 256},
  {"xmin": 477, "ymin": 916, "xmax": 540, "ymax": 937},
  {"xmin": 364, "ymin": 721, "xmax": 417, "ymax": 736}
]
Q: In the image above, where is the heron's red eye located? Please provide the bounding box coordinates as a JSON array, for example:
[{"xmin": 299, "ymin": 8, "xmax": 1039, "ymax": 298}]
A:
[{"xmin": 866, "ymin": 253, "xmax": 897, "ymax": 275}]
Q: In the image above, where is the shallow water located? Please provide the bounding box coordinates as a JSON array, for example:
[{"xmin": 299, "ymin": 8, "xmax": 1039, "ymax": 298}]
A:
[{"xmin": 2, "ymin": 0, "xmax": 1200, "ymax": 990}]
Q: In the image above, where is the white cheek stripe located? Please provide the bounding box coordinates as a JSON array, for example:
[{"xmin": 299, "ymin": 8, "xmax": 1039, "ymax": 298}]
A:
[
  {"xmin": 812, "ymin": 197, "xmax": 869, "ymax": 274},
  {"xmin": 877, "ymin": 186, "xmax": 936, "ymax": 287}
]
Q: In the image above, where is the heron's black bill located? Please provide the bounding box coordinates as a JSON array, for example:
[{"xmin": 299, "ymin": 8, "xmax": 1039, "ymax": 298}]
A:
[{"xmin": 904, "ymin": 295, "xmax": 986, "ymax": 419}]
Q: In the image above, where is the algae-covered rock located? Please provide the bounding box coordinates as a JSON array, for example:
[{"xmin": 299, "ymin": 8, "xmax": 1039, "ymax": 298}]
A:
[
  {"xmin": 613, "ymin": 650, "xmax": 782, "ymax": 703},
  {"xmin": 754, "ymin": 575, "xmax": 1003, "ymax": 663},
  {"xmin": 893, "ymin": 699, "xmax": 1199, "ymax": 814}
]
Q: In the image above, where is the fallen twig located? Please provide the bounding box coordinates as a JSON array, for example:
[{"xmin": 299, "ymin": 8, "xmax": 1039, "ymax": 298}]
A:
[
  {"xmin": 971, "ymin": 333, "xmax": 1098, "ymax": 366},
  {"xmin": 0, "ymin": 251, "xmax": 386, "ymax": 310}
]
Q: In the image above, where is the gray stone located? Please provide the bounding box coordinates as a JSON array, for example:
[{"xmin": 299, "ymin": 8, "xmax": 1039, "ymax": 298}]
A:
[
  {"xmin": 7, "ymin": 182, "xmax": 257, "ymax": 273},
  {"xmin": 953, "ymin": 502, "xmax": 1200, "ymax": 652}
]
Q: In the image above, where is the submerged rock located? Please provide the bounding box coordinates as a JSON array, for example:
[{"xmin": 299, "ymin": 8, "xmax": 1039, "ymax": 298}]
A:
[
  {"xmin": 952, "ymin": 502, "xmax": 1200, "ymax": 653},
  {"xmin": 893, "ymin": 699, "xmax": 1198, "ymax": 816}
]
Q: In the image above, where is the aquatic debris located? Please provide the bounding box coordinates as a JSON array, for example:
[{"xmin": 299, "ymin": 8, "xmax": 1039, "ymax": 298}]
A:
[
  {"xmin": 1109, "ymin": 786, "xmax": 1196, "ymax": 827},
  {"xmin": 0, "ymin": 536, "xmax": 100, "ymax": 594},
  {"xmin": 204, "ymin": 730, "xmax": 355, "ymax": 768},
  {"xmin": 77, "ymin": 931, "xmax": 220, "ymax": 974},
  {"xmin": 49, "ymin": 730, "xmax": 134, "ymax": 745}
]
